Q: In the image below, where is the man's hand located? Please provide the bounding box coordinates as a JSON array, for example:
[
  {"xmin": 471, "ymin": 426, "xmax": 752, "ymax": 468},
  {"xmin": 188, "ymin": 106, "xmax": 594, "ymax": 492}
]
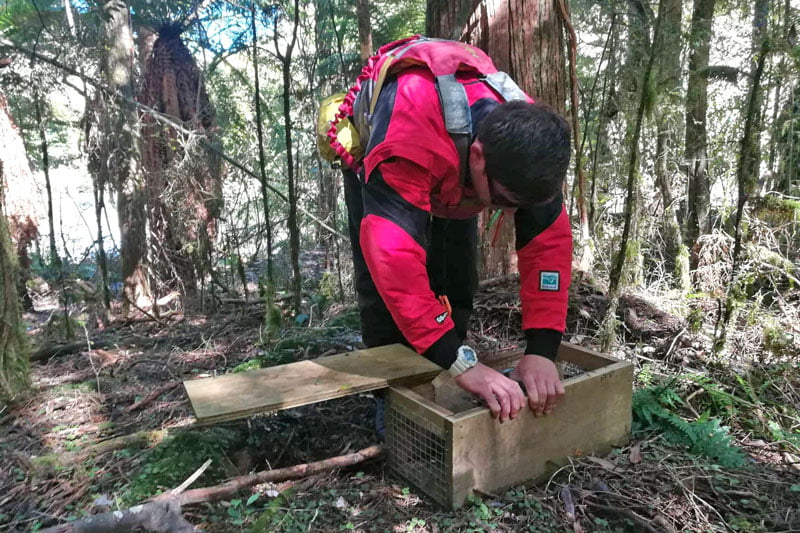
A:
[
  {"xmin": 510, "ymin": 355, "xmax": 565, "ymax": 416},
  {"xmin": 454, "ymin": 363, "xmax": 525, "ymax": 421}
]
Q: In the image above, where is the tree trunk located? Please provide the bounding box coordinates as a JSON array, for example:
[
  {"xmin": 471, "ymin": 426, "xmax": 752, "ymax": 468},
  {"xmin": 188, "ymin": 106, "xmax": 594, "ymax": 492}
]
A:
[
  {"xmin": 140, "ymin": 29, "xmax": 224, "ymax": 301},
  {"xmin": 716, "ymin": 0, "xmax": 769, "ymax": 352},
  {"xmin": 102, "ymin": 0, "xmax": 150, "ymax": 313},
  {"xmin": 356, "ymin": 0, "xmax": 373, "ymax": 63},
  {"xmin": 252, "ymin": 2, "xmax": 274, "ymax": 286},
  {"xmin": 0, "ymin": 91, "xmax": 39, "ymax": 313},
  {"xmin": 618, "ymin": 0, "xmax": 650, "ymax": 288},
  {"xmin": 601, "ymin": 0, "xmax": 664, "ymax": 350},
  {"xmin": 653, "ymin": 0, "xmax": 689, "ymax": 291},
  {"xmin": 427, "ymin": 0, "xmax": 567, "ymax": 279},
  {"xmin": 34, "ymin": 91, "xmax": 59, "ymax": 266},
  {"xmin": 0, "ymin": 97, "xmax": 30, "ymax": 400},
  {"xmin": 684, "ymin": 0, "xmax": 717, "ymax": 256},
  {"xmin": 557, "ymin": 0, "xmax": 593, "ymax": 272},
  {"xmin": 276, "ymin": 0, "xmax": 302, "ymax": 313}
]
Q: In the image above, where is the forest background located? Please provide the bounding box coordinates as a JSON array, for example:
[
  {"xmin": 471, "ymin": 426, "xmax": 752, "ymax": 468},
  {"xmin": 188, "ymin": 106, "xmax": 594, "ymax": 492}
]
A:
[{"xmin": 0, "ymin": 0, "xmax": 799, "ymax": 532}]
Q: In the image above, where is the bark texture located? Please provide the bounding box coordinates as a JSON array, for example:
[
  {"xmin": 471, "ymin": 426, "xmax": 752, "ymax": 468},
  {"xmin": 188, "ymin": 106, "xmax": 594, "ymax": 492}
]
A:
[
  {"xmin": 653, "ymin": 0, "xmax": 690, "ymax": 290},
  {"xmin": 0, "ymin": 96, "xmax": 29, "ymax": 399},
  {"xmin": 684, "ymin": 0, "xmax": 717, "ymax": 255},
  {"xmin": 0, "ymin": 92, "xmax": 39, "ymax": 312},
  {"xmin": 101, "ymin": 0, "xmax": 150, "ymax": 312},
  {"xmin": 140, "ymin": 26, "xmax": 223, "ymax": 298},
  {"xmin": 356, "ymin": 0, "xmax": 373, "ymax": 63},
  {"xmin": 427, "ymin": 0, "xmax": 566, "ymax": 279}
]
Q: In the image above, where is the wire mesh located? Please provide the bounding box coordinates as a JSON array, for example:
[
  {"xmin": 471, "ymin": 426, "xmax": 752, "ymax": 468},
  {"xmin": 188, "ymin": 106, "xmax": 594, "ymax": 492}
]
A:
[
  {"xmin": 559, "ymin": 360, "xmax": 585, "ymax": 379},
  {"xmin": 386, "ymin": 399, "xmax": 449, "ymax": 506}
]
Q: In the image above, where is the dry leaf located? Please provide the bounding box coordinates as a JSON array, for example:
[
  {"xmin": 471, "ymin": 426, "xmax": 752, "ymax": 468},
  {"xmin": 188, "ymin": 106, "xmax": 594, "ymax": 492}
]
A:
[{"xmin": 586, "ymin": 456, "xmax": 618, "ymax": 472}]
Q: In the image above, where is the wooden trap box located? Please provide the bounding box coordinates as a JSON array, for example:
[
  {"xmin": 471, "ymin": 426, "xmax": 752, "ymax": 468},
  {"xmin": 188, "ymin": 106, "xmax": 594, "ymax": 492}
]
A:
[{"xmin": 385, "ymin": 343, "xmax": 633, "ymax": 509}]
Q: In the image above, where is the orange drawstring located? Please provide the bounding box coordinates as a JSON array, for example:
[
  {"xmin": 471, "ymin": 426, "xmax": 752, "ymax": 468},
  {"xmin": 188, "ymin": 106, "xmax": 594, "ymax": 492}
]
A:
[{"xmin": 438, "ymin": 294, "xmax": 452, "ymax": 315}]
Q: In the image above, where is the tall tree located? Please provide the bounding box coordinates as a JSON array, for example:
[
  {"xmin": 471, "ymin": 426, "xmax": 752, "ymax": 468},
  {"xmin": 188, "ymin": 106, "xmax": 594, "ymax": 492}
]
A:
[
  {"xmin": 716, "ymin": 0, "xmax": 770, "ymax": 351},
  {"xmin": 427, "ymin": 0, "xmax": 567, "ymax": 279},
  {"xmin": 101, "ymin": 0, "xmax": 150, "ymax": 312},
  {"xmin": 252, "ymin": 2, "xmax": 275, "ymax": 286},
  {"xmin": 684, "ymin": 0, "xmax": 717, "ymax": 257},
  {"xmin": 356, "ymin": 0, "xmax": 373, "ymax": 63},
  {"xmin": 0, "ymin": 95, "xmax": 29, "ymax": 400},
  {"xmin": 140, "ymin": 25, "xmax": 224, "ymax": 300},
  {"xmin": 274, "ymin": 0, "xmax": 302, "ymax": 313},
  {"xmin": 0, "ymin": 86, "xmax": 39, "ymax": 312},
  {"xmin": 652, "ymin": 0, "xmax": 690, "ymax": 290}
]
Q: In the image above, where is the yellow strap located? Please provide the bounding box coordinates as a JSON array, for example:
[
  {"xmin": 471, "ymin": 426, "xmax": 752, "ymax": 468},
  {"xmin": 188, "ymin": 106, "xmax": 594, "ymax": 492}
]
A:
[{"xmin": 369, "ymin": 56, "xmax": 396, "ymax": 115}]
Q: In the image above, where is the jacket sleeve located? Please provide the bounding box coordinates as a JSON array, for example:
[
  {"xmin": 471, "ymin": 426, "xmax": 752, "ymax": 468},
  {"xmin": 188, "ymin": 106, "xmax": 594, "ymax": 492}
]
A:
[
  {"xmin": 514, "ymin": 192, "xmax": 572, "ymax": 361},
  {"xmin": 359, "ymin": 157, "xmax": 461, "ymax": 369}
]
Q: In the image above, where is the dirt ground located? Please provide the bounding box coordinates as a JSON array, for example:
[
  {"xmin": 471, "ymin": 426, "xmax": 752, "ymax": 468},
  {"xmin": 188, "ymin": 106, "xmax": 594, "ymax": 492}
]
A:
[{"xmin": 1, "ymin": 275, "xmax": 799, "ymax": 532}]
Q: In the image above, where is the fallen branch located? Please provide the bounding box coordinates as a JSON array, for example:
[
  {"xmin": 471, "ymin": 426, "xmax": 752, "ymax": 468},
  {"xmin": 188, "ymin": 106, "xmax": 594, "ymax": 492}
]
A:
[
  {"xmin": 41, "ymin": 445, "xmax": 382, "ymax": 532},
  {"xmin": 170, "ymin": 444, "xmax": 383, "ymax": 506},
  {"xmin": 42, "ymin": 497, "xmax": 193, "ymax": 533},
  {"xmin": 30, "ymin": 340, "xmax": 112, "ymax": 362},
  {"xmin": 127, "ymin": 382, "xmax": 180, "ymax": 412}
]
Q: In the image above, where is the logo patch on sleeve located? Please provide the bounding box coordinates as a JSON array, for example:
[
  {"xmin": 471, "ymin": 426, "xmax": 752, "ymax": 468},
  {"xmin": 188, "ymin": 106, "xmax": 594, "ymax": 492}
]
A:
[
  {"xmin": 435, "ymin": 311, "xmax": 449, "ymax": 324},
  {"xmin": 539, "ymin": 271, "xmax": 560, "ymax": 292}
]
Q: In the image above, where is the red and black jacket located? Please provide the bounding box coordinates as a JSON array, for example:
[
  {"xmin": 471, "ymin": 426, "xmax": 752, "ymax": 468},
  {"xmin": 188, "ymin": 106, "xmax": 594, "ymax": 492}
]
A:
[{"xmin": 358, "ymin": 67, "xmax": 572, "ymax": 369}]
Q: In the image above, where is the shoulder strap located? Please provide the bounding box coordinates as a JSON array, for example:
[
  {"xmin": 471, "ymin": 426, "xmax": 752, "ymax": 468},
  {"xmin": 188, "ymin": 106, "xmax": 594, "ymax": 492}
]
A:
[
  {"xmin": 483, "ymin": 71, "xmax": 528, "ymax": 102},
  {"xmin": 436, "ymin": 74, "xmax": 472, "ymax": 188}
]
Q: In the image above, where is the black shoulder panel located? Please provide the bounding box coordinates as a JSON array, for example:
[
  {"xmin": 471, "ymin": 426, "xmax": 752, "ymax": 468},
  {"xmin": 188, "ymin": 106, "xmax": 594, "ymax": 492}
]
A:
[
  {"xmin": 365, "ymin": 77, "xmax": 399, "ymax": 156},
  {"xmin": 363, "ymin": 166, "xmax": 430, "ymax": 249},
  {"xmin": 514, "ymin": 192, "xmax": 564, "ymax": 250}
]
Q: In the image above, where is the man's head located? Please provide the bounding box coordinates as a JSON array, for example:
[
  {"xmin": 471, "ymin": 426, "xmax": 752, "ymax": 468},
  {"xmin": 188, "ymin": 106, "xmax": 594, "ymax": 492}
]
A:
[{"xmin": 469, "ymin": 101, "xmax": 571, "ymax": 208}]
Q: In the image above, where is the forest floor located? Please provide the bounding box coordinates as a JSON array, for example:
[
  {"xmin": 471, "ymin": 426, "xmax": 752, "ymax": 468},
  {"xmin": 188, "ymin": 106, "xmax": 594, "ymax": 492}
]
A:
[{"xmin": 2, "ymin": 273, "xmax": 800, "ymax": 533}]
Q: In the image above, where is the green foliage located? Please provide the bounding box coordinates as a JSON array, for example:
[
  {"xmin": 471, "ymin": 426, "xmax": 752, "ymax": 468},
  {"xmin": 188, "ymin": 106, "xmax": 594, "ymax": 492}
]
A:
[
  {"xmin": 122, "ymin": 428, "xmax": 242, "ymax": 505},
  {"xmin": 633, "ymin": 384, "xmax": 747, "ymax": 467}
]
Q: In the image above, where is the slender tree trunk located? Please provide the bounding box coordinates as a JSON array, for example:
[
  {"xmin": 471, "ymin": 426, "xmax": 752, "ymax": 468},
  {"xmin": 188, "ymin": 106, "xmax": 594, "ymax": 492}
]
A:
[
  {"xmin": 356, "ymin": 0, "xmax": 373, "ymax": 63},
  {"xmin": 653, "ymin": 0, "xmax": 689, "ymax": 291},
  {"xmin": 589, "ymin": 11, "xmax": 619, "ymax": 232},
  {"xmin": 427, "ymin": 0, "xmax": 567, "ymax": 279},
  {"xmin": 557, "ymin": 0, "xmax": 592, "ymax": 272},
  {"xmin": 102, "ymin": 0, "xmax": 150, "ymax": 313},
  {"xmin": 684, "ymin": 0, "xmax": 717, "ymax": 256},
  {"xmin": 601, "ymin": 0, "xmax": 664, "ymax": 350},
  {"xmin": 34, "ymin": 91, "xmax": 59, "ymax": 267},
  {"xmin": 276, "ymin": 0, "xmax": 302, "ymax": 313},
  {"xmin": 619, "ymin": 0, "xmax": 650, "ymax": 287},
  {"xmin": 252, "ymin": 2, "xmax": 274, "ymax": 286},
  {"xmin": 716, "ymin": 0, "xmax": 769, "ymax": 351}
]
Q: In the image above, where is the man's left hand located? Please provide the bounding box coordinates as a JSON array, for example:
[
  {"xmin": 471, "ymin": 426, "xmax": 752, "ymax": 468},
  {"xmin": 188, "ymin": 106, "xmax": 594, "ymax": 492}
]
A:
[{"xmin": 509, "ymin": 355, "xmax": 565, "ymax": 416}]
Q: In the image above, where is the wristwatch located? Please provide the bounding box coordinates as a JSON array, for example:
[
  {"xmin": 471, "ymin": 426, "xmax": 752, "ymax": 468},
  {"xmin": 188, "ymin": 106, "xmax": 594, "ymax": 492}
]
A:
[{"xmin": 449, "ymin": 345, "xmax": 479, "ymax": 377}]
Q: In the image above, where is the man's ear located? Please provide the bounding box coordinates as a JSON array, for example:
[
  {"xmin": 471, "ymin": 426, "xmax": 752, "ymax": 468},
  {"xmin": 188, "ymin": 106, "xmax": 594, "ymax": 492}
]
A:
[{"xmin": 469, "ymin": 139, "xmax": 486, "ymax": 180}]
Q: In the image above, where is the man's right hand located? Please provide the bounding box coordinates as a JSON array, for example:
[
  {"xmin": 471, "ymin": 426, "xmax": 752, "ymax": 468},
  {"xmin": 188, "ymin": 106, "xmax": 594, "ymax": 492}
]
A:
[{"xmin": 454, "ymin": 363, "xmax": 526, "ymax": 421}]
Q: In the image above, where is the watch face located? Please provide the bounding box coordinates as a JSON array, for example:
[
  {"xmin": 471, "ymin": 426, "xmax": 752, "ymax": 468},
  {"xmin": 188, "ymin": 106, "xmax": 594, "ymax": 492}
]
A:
[{"xmin": 462, "ymin": 347, "xmax": 477, "ymax": 363}]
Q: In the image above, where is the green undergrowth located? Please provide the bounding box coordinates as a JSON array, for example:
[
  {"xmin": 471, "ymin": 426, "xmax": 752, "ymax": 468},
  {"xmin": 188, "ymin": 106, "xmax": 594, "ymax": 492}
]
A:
[
  {"xmin": 119, "ymin": 427, "xmax": 244, "ymax": 506},
  {"xmin": 232, "ymin": 306, "xmax": 362, "ymax": 373},
  {"xmin": 634, "ymin": 362, "xmax": 800, "ymax": 467},
  {"xmin": 633, "ymin": 383, "xmax": 747, "ymax": 467}
]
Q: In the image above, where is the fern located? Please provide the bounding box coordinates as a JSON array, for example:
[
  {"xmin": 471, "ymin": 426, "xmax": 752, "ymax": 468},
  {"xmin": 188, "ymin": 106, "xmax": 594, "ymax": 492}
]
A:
[{"xmin": 632, "ymin": 384, "xmax": 747, "ymax": 468}]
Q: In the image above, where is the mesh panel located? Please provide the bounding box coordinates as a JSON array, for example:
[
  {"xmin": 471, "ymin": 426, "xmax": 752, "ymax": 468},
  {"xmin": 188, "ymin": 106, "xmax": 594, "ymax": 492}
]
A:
[
  {"xmin": 560, "ymin": 361, "xmax": 585, "ymax": 379},
  {"xmin": 386, "ymin": 400, "xmax": 449, "ymax": 506}
]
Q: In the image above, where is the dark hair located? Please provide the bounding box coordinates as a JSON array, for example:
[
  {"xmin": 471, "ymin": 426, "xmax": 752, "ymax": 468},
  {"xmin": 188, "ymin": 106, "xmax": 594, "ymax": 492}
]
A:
[{"xmin": 476, "ymin": 101, "xmax": 571, "ymax": 205}]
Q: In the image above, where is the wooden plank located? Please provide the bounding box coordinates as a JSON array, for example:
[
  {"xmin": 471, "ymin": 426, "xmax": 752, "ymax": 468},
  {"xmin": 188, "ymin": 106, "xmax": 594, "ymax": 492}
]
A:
[
  {"xmin": 479, "ymin": 342, "xmax": 620, "ymax": 372},
  {"xmin": 184, "ymin": 344, "xmax": 441, "ymax": 424},
  {"xmin": 448, "ymin": 360, "xmax": 633, "ymax": 508}
]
